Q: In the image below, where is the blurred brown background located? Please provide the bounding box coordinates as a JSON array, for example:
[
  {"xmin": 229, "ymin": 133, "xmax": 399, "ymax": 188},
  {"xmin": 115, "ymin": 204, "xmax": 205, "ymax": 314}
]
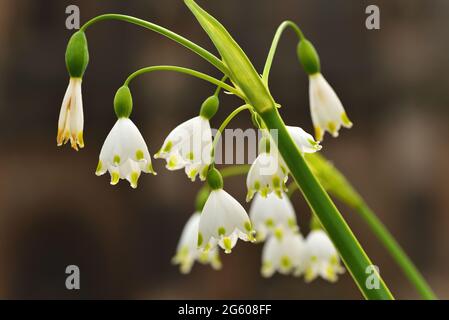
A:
[{"xmin": 0, "ymin": 0, "xmax": 448, "ymax": 299}]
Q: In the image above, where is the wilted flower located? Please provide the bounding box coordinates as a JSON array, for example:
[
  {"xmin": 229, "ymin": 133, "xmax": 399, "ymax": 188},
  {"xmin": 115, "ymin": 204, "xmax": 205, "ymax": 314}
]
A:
[
  {"xmin": 172, "ymin": 212, "xmax": 221, "ymax": 274},
  {"xmin": 95, "ymin": 118, "xmax": 156, "ymax": 188},
  {"xmin": 57, "ymin": 78, "xmax": 84, "ymax": 150},
  {"xmin": 261, "ymin": 233, "xmax": 306, "ymax": 277},
  {"xmin": 303, "ymin": 229, "xmax": 345, "ymax": 282},
  {"xmin": 249, "ymin": 192, "xmax": 298, "ymax": 242}
]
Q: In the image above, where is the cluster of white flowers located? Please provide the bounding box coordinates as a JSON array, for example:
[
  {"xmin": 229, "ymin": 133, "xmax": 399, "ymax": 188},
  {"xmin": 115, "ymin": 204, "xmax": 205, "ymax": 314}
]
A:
[
  {"xmin": 57, "ymin": 27, "xmax": 352, "ymax": 283},
  {"xmin": 251, "ymin": 193, "xmax": 345, "ymax": 281}
]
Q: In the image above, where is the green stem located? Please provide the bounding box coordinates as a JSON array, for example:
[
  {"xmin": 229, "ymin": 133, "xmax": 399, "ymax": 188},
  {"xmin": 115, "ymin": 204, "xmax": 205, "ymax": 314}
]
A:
[
  {"xmin": 123, "ymin": 65, "xmax": 242, "ymax": 98},
  {"xmin": 259, "ymin": 107, "xmax": 394, "ymax": 300},
  {"xmin": 80, "ymin": 14, "xmax": 228, "ymax": 74},
  {"xmin": 262, "ymin": 20, "xmax": 304, "ymax": 84},
  {"xmin": 211, "ymin": 104, "xmax": 252, "ymax": 164},
  {"xmin": 214, "ymin": 75, "xmax": 228, "ymax": 96},
  {"xmin": 354, "ymin": 203, "xmax": 436, "ymax": 300},
  {"xmin": 302, "ymin": 153, "xmax": 436, "ymax": 299}
]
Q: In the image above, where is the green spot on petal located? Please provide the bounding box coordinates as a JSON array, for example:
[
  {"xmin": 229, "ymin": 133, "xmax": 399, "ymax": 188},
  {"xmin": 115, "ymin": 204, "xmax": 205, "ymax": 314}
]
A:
[
  {"xmin": 200, "ymin": 165, "xmax": 209, "ymax": 180},
  {"xmin": 110, "ymin": 171, "xmax": 120, "ymax": 185},
  {"xmin": 163, "ymin": 141, "xmax": 173, "ymax": 153},
  {"xmin": 272, "ymin": 176, "xmax": 281, "ymax": 189},
  {"xmin": 265, "ymin": 218, "xmax": 274, "ymax": 228},
  {"xmin": 288, "ymin": 218, "xmax": 296, "ymax": 228},
  {"xmin": 223, "ymin": 237, "xmax": 232, "ymax": 254},
  {"xmin": 341, "ymin": 112, "xmax": 353, "ymax": 127},
  {"xmin": 218, "ymin": 227, "xmax": 226, "ymax": 236},
  {"xmin": 274, "ymin": 228, "xmax": 283, "ymax": 240},
  {"xmin": 197, "ymin": 232, "xmax": 203, "ymax": 247},
  {"xmin": 136, "ymin": 149, "xmax": 144, "ymax": 161},
  {"xmin": 186, "ymin": 152, "xmax": 194, "ymax": 161},
  {"xmin": 280, "ymin": 256, "xmax": 291, "ymax": 269},
  {"xmin": 130, "ymin": 171, "xmax": 139, "ymax": 188},
  {"xmin": 168, "ymin": 155, "xmax": 178, "ymax": 168},
  {"xmin": 113, "ymin": 155, "xmax": 121, "ymax": 165},
  {"xmin": 244, "ymin": 221, "xmax": 252, "ymax": 232},
  {"xmin": 314, "ymin": 126, "xmax": 323, "ymax": 141},
  {"xmin": 95, "ymin": 160, "xmax": 103, "ymax": 175},
  {"xmin": 188, "ymin": 169, "xmax": 198, "ymax": 181},
  {"xmin": 327, "ymin": 121, "xmax": 337, "ymax": 134}
]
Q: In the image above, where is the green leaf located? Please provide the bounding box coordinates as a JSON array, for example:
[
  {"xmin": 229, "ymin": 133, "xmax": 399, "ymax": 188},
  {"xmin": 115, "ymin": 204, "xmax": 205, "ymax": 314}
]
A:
[{"xmin": 184, "ymin": 0, "xmax": 275, "ymax": 113}]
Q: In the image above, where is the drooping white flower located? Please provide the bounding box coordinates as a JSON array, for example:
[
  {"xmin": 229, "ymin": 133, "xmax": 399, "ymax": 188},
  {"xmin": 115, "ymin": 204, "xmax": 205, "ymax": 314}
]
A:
[
  {"xmin": 261, "ymin": 233, "xmax": 306, "ymax": 278},
  {"xmin": 199, "ymin": 189, "xmax": 255, "ymax": 254},
  {"xmin": 286, "ymin": 126, "xmax": 322, "ymax": 154},
  {"xmin": 303, "ymin": 229, "xmax": 345, "ymax": 282},
  {"xmin": 309, "ymin": 73, "xmax": 353, "ymax": 141},
  {"xmin": 95, "ymin": 118, "xmax": 156, "ymax": 188},
  {"xmin": 246, "ymin": 129, "xmax": 320, "ymax": 201},
  {"xmin": 155, "ymin": 116, "xmax": 212, "ymax": 181},
  {"xmin": 57, "ymin": 78, "xmax": 84, "ymax": 150},
  {"xmin": 172, "ymin": 212, "xmax": 221, "ymax": 274},
  {"xmin": 249, "ymin": 192, "xmax": 299, "ymax": 242},
  {"xmin": 246, "ymin": 150, "xmax": 288, "ymax": 201}
]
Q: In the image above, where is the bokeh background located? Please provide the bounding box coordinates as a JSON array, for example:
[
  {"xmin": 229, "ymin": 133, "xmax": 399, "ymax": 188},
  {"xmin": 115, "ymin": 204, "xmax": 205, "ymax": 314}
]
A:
[{"xmin": 0, "ymin": 0, "xmax": 448, "ymax": 299}]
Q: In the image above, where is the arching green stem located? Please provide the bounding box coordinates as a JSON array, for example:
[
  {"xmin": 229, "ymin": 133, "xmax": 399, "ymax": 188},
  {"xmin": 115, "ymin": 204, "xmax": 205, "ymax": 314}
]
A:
[
  {"xmin": 211, "ymin": 104, "xmax": 252, "ymax": 165},
  {"xmin": 297, "ymin": 153, "xmax": 437, "ymax": 300},
  {"xmin": 80, "ymin": 14, "xmax": 229, "ymax": 74},
  {"xmin": 214, "ymin": 75, "xmax": 229, "ymax": 96},
  {"xmin": 262, "ymin": 20, "xmax": 305, "ymax": 84},
  {"xmin": 123, "ymin": 65, "xmax": 243, "ymax": 98}
]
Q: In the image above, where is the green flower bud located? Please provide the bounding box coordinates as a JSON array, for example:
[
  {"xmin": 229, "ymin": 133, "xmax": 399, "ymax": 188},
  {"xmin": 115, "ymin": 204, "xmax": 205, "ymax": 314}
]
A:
[
  {"xmin": 65, "ymin": 31, "xmax": 89, "ymax": 78},
  {"xmin": 297, "ymin": 39, "xmax": 321, "ymax": 75},
  {"xmin": 114, "ymin": 86, "xmax": 133, "ymax": 118},
  {"xmin": 206, "ymin": 167, "xmax": 223, "ymax": 190},
  {"xmin": 195, "ymin": 188, "xmax": 210, "ymax": 212},
  {"xmin": 199, "ymin": 95, "xmax": 219, "ymax": 120}
]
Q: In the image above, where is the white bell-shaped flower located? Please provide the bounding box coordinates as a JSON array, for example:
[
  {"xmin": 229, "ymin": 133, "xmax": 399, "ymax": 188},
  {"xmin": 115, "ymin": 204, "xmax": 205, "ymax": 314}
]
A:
[
  {"xmin": 309, "ymin": 73, "xmax": 353, "ymax": 141},
  {"xmin": 246, "ymin": 151, "xmax": 288, "ymax": 202},
  {"xmin": 286, "ymin": 126, "xmax": 322, "ymax": 154},
  {"xmin": 261, "ymin": 233, "xmax": 306, "ymax": 278},
  {"xmin": 172, "ymin": 212, "xmax": 221, "ymax": 274},
  {"xmin": 155, "ymin": 116, "xmax": 212, "ymax": 181},
  {"xmin": 249, "ymin": 192, "xmax": 298, "ymax": 242},
  {"xmin": 246, "ymin": 129, "xmax": 320, "ymax": 201},
  {"xmin": 57, "ymin": 78, "xmax": 84, "ymax": 150},
  {"xmin": 95, "ymin": 118, "xmax": 156, "ymax": 188},
  {"xmin": 199, "ymin": 189, "xmax": 255, "ymax": 254},
  {"xmin": 304, "ymin": 229, "xmax": 345, "ymax": 282}
]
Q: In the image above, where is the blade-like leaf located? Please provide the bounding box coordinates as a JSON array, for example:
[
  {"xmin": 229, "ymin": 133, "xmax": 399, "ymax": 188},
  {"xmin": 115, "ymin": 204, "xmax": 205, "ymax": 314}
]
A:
[{"xmin": 184, "ymin": 0, "xmax": 275, "ymax": 113}]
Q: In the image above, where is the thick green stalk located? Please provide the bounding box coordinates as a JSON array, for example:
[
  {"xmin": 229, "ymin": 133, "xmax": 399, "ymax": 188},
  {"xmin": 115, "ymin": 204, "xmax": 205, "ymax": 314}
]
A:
[
  {"xmin": 260, "ymin": 107, "xmax": 394, "ymax": 300},
  {"xmin": 80, "ymin": 14, "xmax": 229, "ymax": 74},
  {"xmin": 184, "ymin": 0, "xmax": 393, "ymax": 299},
  {"xmin": 123, "ymin": 65, "xmax": 242, "ymax": 98}
]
